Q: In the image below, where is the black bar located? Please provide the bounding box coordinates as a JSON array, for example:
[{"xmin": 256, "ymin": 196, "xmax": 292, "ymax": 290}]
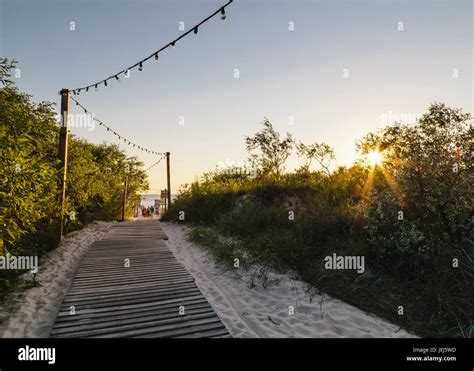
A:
[{"xmin": 0, "ymin": 338, "xmax": 472, "ymax": 369}]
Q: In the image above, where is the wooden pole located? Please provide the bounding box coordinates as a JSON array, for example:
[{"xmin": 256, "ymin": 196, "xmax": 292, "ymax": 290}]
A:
[
  {"xmin": 122, "ymin": 175, "xmax": 128, "ymax": 222},
  {"xmin": 58, "ymin": 89, "xmax": 70, "ymax": 239},
  {"xmin": 166, "ymin": 152, "xmax": 171, "ymax": 208}
]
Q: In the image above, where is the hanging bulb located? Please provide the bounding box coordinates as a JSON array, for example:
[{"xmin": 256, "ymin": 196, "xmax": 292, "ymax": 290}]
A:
[
  {"xmin": 139, "ymin": 62, "xmax": 143, "ymax": 71},
  {"xmin": 77, "ymin": 89, "xmax": 80, "ymax": 95},
  {"xmin": 170, "ymin": 41, "xmax": 176, "ymax": 49},
  {"xmin": 193, "ymin": 26, "xmax": 198, "ymax": 34},
  {"xmin": 104, "ymin": 80, "xmax": 108, "ymax": 87},
  {"xmin": 220, "ymin": 7, "xmax": 226, "ymax": 20},
  {"xmin": 86, "ymin": 87, "xmax": 89, "ymax": 92},
  {"xmin": 94, "ymin": 84, "xmax": 98, "ymax": 91},
  {"xmin": 115, "ymin": 75, "xmax": 119, "ymax": 80},
  {"xmin": 154, "ymin": 53, "xmax": 159, "ymax": 61}
]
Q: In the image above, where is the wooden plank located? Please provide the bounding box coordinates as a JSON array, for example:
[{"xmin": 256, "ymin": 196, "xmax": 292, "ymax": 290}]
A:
[
  {"xmin": 59, "ymin": 288, "xmax": 203, "ymax": 311},
  {"xmin": 63, "ymin": 281, "xmax": 197, "ymax": 302},
  {"xmin": 96, "ymin": 316, "xmax": 225, "ymax": 338},
  {"xmin": 54, "ymin": 300, "xmax": 211, "ymax": 326},
  {"xmin": 56, "ymin": 294, "xmax": 207, "ymax": 318},
  {"xmin": 53, "ymin": 313, "xmax": 222, "ymax": 338},
  {"xmin": 60, "ymin": 286, "xmax": 202, "ymax": 308},
  {"xmin": 66, "ymin": 277, "xmax": 194, "ymax": 296},
  {"xmin": 51, "ymin": 307, "xmax": 216, "ymax": 336},
  {"xmin": 50, "ymin": 221, "xmax": 230, "ymax": 338}
]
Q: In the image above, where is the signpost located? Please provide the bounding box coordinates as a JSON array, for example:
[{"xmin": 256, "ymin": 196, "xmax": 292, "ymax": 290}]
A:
[{"xmin": 160, "ymin": 189, "xmax": 168, "ymax": 212}]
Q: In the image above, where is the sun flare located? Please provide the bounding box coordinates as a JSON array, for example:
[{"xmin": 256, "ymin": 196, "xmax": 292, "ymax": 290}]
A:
[{"xmin": 367, "ymin": 150, "xmax": 383, "ymax": 167}]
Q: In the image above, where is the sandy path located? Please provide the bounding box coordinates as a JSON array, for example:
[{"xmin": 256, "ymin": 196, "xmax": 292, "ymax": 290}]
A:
[
  {"xmin": 0, "ymin": 221, "xmax": 114, "ymax": 338},
  {"xmin": 161, "ymin": 222, "xmax": 416, "ymax": 338}
]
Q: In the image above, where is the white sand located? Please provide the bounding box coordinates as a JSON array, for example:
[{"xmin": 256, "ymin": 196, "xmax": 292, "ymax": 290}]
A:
[
  {"xmin": 0, "ymin": 219, "xmax": 416, "ymax": 339},
  {"xmin": 0, "ymin": 221, "xmax": 114, "ymax": 338},
  {"xmin": 161, "ymin": 222, "xmax": 416, "ymax": 338}
]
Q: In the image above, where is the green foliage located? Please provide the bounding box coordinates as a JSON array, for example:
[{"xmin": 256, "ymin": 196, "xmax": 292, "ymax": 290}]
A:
[
  {"xmin": 0, "ymin": 58, "xmax": 17, "ymax": 87},
  {"xmin": 296, "ymin": 141, "xmax": 335, "ymax": 176},
  {"xmin": 0, "ymin": 59, "xmax": 149, "ymax": 298},
  {"xmin": 245, "ymin": 118, "xmax": 293, "ymax": 179},
  {"xmin": 165, "ymin": 104, "xmax": 473, "ymax": 337},
  {"xmin": 187, "ymin": 226, "xmax": 244, "ymax": 269},
  {"xmin": 0, "ymin": 79, "xmax": 59, "ymax": 253},
  {"xmin": 64, "ymin": 139, "xmax": 148, "ymax": 231}
]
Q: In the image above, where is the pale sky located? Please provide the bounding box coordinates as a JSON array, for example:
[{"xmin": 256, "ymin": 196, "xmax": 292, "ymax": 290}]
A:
[{"xmin": 1, "ymin": 0, "xmax": 472, "ymax": 193}]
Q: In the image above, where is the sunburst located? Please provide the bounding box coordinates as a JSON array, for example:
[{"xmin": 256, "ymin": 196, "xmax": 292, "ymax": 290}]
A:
[
  {"xmin": 360, "ymin": 148, "xmax": 405, "ymax": 205},
  {"xmin": 367, "ymin": 150, "xmax": 383, "ymax": 167}
]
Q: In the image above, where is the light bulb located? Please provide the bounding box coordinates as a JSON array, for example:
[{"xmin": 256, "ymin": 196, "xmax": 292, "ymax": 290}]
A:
[{"xmin": 220, "ymin": 8, "xmax": 226, "ymax": 20}]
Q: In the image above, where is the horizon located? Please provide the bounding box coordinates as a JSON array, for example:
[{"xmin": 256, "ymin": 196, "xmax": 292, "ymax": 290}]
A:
[{"xmin": 1, "ymin": 0, "xmax": 472, "ymax": 192}]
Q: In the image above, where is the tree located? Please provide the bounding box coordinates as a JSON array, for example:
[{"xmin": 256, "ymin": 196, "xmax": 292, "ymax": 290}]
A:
[
  {"xmin": 296, "ymin": 141, "xmax": 335, "ymax": 176},
  {"xmin": 0, "ymin": 58, "xmax": 17, "ymax": 87},
  {"xmin": 0, "ymin": 79, "xmax": 59, "ymax": 253},
  {"xmin": 245, "ymin": 118, "xmax": 293, "ymax": 179},
  {"xmin": 0, "ymin": 58, "xmax": 150, "ymax": 252},
  {"xmin": 360, "ymin": 102, "xmax": 473, "ymax": 256}
]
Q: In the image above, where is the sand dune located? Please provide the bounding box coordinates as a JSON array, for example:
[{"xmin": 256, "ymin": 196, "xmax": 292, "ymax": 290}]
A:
[
  {"xmin": 161, "ymin": 222, "xmax": 416, "ymax": 338},
  {"xmin": 0, "ymin": 219, "xmax": 416, "ymax": 338}
]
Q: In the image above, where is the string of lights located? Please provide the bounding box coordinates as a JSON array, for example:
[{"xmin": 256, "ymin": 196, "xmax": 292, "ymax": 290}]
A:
[
  {"xmin": 68, "ymin": 0, "xmax": 233, "ymax": 95},
  {"xmin": 145, "ymin": 156, "xmax": 165, "ymax": 172},
  {"xmin": 70, "ymin": 96, "xmax": 165, "ymax": 156}
]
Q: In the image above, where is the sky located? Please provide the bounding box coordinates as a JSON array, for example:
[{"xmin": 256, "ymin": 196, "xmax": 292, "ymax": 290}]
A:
[{"xmin": 1, "ymin": 0, "xmax": 472, "ymax": 193}]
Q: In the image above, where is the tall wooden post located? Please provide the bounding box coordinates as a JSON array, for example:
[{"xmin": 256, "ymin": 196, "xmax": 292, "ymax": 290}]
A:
[
  {"xmin": 58, "ymin": 89, "xmax": 70, "ymax": 239},
  {"xmin": 166, "ymin": 152, "xmax": 171, "ymax": 208},
  {"xmin": 122, "ymin": 176, "xmax": 128, "ymax": 222}
]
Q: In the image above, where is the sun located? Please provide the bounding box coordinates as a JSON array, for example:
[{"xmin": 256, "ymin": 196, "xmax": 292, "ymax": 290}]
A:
[{"xmin": 367, "ymin": 150, "xmax": 383, "ymax": 167}]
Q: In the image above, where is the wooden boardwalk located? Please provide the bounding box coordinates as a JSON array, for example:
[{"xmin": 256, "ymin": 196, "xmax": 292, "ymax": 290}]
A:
[{"xmin": 50, "ymin": 220, "xmax": 230, "ymax": 338}]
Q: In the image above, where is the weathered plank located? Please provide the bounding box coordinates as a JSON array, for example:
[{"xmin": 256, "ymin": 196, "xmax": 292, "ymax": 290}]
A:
[{"xmin": 50, "ymin": 220, "xmax": 229, "ymax": 338}]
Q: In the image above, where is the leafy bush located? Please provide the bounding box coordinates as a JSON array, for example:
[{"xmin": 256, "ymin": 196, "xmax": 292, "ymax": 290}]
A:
[
  {"xmin": 0, "ymin": 59, "xmax": 149, "ymax": 299},
  {"xmin": 164, "ymin": 106, "xmax": 473, "ymax": 337}
]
